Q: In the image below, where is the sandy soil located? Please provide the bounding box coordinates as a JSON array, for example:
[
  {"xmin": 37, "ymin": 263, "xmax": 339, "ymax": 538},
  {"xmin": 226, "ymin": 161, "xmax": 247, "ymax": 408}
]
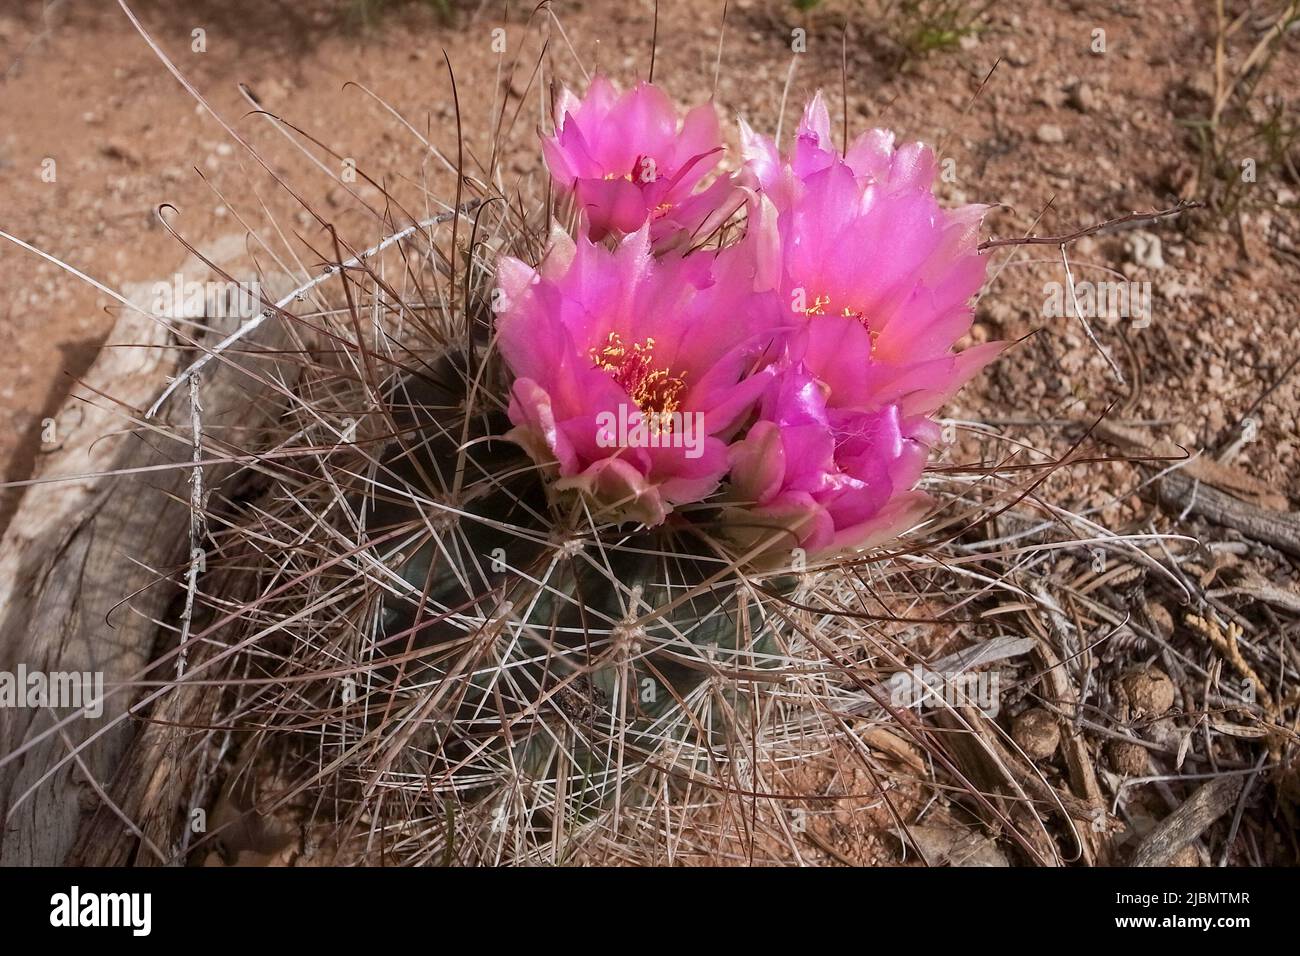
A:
[
  {"xmin": 1, "ymin": 0, "xmax": 1297, "ymax": 865},
  {"xmin": 3, "ymin": 1, "xmax": 1296, "ymax": 527}
]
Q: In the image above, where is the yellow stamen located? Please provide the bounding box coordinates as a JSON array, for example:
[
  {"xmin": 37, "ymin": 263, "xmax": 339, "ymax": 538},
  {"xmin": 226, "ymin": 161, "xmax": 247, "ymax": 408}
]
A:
[
  {"xmin": 799, "ymin": 293, "xmax": 878, "ymax": 351},
  {"xmin": 803, "ymin": 294, "xmax": 832, "ymax": 316},
  {"xmin": 590, "ymin": 331, "xmax": 688, "ymax": 430}
]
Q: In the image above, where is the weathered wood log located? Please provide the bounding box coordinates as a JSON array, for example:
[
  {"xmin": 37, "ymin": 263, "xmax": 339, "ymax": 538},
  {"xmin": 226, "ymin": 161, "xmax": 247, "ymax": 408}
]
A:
[
  {"xmin": 0, "ymin": 284, "xmax": 181, "ymax": 866},
  {"xmin": 67, "ymin": 565, "xmax": 253, "ymax": 866},
  {"xmin": 1130, "ymin": 775, "xmax": 1244, "ymax": 866},
  {"xmin": 1155, "ymin": 470, "xmax": 1300, "ymax": 559},
  {"xmin": 0, "ymin": 239, "xmax": 289, "ymax": 865},
  {"xmin": 1086, "ymin": 419, "xmax": 1300, "ymax": 555},
  {"xmin": 1091, "ymin": 420, "xmax": 1288, "ymax": 511}
]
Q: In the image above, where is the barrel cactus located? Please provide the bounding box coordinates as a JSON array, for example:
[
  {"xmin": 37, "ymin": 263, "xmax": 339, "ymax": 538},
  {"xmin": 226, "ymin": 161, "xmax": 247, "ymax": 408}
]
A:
[{"xmin": 185, "ymin": 75, "xmax": 997, "ymax": 865}]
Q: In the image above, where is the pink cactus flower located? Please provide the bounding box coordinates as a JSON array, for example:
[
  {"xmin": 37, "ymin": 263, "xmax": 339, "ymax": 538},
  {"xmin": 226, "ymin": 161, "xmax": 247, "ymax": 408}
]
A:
[
  {"xmin": 740, "ymin": 91, "xmax": 940, "ymax": 203},
  {"xmin": 720, "ymin": 93, "xmax": 1003, "ymax": 556},
  {"xmin": 542, "ymin": 75, "xmax": 739, "ymax": 244},
  {"xmin": 741, "ymin": 93, "xmax": 1001, "ymax": 419},
  {"xmin": 495, "ymin": 225, "xmax": 783, "ymax": 526},
  {"xmin": 724, "ymin": 356, "xmax": 937, "ymax": 556},
  {"xmin": 500, "ymin": 86, "xmax": 1001, "ymax": 555}
]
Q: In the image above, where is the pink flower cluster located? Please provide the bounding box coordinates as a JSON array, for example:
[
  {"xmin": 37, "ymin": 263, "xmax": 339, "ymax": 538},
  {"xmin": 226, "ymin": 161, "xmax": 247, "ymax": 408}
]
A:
[{"xmin": 494, "ymin": 77, "xmax": 1000, "ymax": 558}]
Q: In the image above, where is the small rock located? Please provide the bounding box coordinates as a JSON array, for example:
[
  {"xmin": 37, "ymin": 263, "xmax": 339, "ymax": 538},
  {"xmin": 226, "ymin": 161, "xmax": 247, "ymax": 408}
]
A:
[
  {"xmin": 1035, "ymin": 123, "xmax": 1065, "ymax": 144},
  {"xmin": 1107, "ymin": 739, "xmax": 1150, "ymax": 776},
  {"xmin": 984, "ymin": 299, "xmax": 1015, "ymax": 325},
  {"xmin": 1037, "ymin": 87, "xmax": 1067, "ymax": 110},
  {"xmin": 99, "ymin": 139, "xmax": 139, "ymax": 165},
  {"xmin": 1011, "ymin": 708, "xmax": 1061, "ymax": 760},
  {"xmin": 1120, "ymin": 667, "xmax": 1176, "ymax": 717},
  {"xmin": 1069, "ymin": 82, "xmax": 1099, "ymax": 113},
  {"xmin": 1001, "ymin": 41, "xmax": 1032, "ymax": 67},
  {"xmin": 959, "ymin": 33, "xmax": 980, "ymax": 51},
  {"xmin": 1124, "ymin": 230, "xmax": 1166, "ymax": 270}
]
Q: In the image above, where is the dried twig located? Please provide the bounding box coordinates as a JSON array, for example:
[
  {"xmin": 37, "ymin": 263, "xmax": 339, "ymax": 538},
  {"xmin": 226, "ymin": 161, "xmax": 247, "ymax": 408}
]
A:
[
  {"xmin": 1091, "ymin": 419, "xmax": 1288, "ymax": 510},
  {"xmin": 978, "ymin": 201, "xmax": 1201, "ymax": 251},
  {"xmin": 1129, "ymin": 774, "xmax": 1243, "ymax": 866},
  {"xmin": 1157, "ymin": 471, "xmax": 1300, "ymax": 559}
]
